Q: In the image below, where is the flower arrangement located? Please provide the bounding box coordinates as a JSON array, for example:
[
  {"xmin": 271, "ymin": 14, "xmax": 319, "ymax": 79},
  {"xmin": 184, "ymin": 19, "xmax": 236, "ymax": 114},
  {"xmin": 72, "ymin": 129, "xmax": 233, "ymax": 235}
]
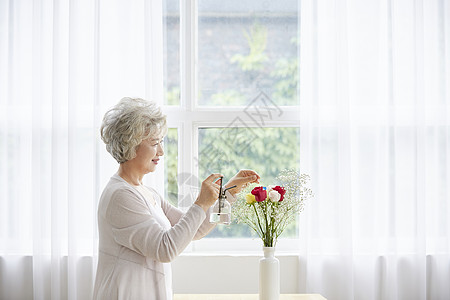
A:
[{"xmin": 233, "ymin": 169, "xmax": 313, "ymax": 247}]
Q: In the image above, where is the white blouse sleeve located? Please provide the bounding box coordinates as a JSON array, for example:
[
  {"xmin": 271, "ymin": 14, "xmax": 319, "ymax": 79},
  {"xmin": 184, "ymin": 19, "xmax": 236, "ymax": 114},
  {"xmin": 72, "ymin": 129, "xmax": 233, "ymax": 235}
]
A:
[
  {"xmin": 158, "ymin": 190, "xmax": 228, "ymax": 240},
  {"xmin": 160, "ymin": 189, "xmax": 237, "ymax": 240},
  {"xmin": 106, "ymin": 188, "xmax": 206, "ymax": 263}
]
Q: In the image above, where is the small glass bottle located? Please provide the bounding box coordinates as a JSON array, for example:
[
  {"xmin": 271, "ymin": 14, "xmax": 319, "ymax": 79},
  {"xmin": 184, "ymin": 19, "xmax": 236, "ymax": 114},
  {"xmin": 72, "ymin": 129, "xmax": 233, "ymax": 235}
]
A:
[{"xmin": 210, "ymin": 179, "xmax": 236, "ymax": 225}]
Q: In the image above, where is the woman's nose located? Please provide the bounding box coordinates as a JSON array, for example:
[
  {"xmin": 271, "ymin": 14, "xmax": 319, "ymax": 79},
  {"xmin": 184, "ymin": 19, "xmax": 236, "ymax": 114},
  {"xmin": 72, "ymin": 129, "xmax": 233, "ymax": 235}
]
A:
[{"xmin": 157, "ymin": 143, "xmax": 164, "ymax": 156}]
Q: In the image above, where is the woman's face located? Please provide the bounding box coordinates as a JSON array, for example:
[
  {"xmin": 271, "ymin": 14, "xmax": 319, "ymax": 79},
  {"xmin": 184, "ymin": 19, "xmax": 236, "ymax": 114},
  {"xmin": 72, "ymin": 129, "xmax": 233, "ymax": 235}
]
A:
[{"xmin": 133, "ymin": 135, "xmax": 164, "ymax": 174}]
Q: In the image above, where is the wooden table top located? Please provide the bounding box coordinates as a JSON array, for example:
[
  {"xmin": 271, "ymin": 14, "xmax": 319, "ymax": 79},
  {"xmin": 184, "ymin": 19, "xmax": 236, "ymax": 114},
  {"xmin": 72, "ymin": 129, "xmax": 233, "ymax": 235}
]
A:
[{"xmin": 174, "ymin": 294, "xmax": 327, "ymax": 300}]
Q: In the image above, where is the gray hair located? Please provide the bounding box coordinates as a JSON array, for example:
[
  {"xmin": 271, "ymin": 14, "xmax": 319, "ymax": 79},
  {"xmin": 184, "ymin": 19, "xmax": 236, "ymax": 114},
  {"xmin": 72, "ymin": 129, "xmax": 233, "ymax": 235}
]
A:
[{"xmin": 100, "ymin": 97, "xmax": 167, "ymax": 163}]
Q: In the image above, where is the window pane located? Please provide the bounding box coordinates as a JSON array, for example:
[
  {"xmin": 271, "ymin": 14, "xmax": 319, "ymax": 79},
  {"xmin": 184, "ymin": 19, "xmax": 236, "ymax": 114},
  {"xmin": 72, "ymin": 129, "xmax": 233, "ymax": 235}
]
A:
[
  {"xmin": 198, "ymin": 0, "xmax": 299, "ymax": 106},
  {"xmin": 198, "ymin": 127, "xmax": 300, "ymax": 238},
  {"xmin": 163, "ymin": 0, "xmax": 180, "ymax": 105},
  {"xmin": 164, "ymin": 128, "xmax": 178, "ymax": 206}
]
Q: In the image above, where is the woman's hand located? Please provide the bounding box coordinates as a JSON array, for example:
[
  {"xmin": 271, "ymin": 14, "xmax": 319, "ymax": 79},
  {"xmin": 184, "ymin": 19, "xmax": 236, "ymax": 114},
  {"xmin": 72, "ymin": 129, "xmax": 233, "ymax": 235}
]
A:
[
  {"xmin": 194, "ymin": 173, "xmax": 223, "ymax": 212},
  {"xmin": 225, "ymin": 169, "xmax": 260, "ymax": 196}
]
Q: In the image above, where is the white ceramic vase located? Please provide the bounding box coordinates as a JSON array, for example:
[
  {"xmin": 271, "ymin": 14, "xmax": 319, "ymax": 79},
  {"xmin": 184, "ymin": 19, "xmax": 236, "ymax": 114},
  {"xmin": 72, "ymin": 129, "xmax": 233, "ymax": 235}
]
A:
[{"xmin": 259, "ymin": 247, "xmax": 280, "ymax": 300}]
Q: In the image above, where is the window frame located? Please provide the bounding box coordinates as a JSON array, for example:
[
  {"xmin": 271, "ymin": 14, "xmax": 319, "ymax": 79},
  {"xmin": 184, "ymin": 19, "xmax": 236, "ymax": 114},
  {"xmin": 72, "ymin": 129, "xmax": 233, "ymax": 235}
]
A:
[{"xmin": 163, "ymin": 0, "xmax": 302, "ymax": 253}]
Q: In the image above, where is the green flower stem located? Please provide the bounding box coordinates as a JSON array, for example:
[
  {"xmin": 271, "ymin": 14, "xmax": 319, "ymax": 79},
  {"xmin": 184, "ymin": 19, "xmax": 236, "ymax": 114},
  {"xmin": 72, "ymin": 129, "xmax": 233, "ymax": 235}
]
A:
[
  {"xmin": 271, "ymin": 206, "xmax": 277, "ymax": 246},
  {"xmin": 262, "ymin": 202, "xmax": 267, "ymax": 246},
  {"xmin": 262, "ymin": 201, "xmax": 272, "ymax": 247},
  {"xmin": 252, "ymin": 203, "xmax": 264, "ymax": 240}
]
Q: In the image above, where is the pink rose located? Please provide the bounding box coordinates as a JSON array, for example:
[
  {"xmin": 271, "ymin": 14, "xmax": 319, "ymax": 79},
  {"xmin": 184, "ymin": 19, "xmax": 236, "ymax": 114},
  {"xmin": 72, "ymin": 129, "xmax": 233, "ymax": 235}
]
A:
[
  {"xmin": 272, "ymin": 186, "xmax": 286, "ymax": 201},
  {"xmin": 251, "ymin": 186, "xmax": 267, "ymax": 202}
]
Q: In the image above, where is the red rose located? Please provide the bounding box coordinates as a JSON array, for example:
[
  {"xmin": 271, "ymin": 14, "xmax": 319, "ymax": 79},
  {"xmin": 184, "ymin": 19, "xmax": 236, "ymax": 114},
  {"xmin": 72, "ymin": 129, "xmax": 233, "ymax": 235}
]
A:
[
  {"xmin": 251, "ymin": 186, "xmax": 267, "ymax": 202},
  {"xmin": 272, "ymin": 186, "xmax": 286, "ymax": 201}
]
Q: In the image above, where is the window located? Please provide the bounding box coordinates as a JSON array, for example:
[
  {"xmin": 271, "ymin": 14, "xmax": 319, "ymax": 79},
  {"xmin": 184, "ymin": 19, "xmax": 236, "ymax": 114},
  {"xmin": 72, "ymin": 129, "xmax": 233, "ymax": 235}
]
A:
[{"xmin": 163, "ymin": 0, "xmax": 300, "ymax": 251}]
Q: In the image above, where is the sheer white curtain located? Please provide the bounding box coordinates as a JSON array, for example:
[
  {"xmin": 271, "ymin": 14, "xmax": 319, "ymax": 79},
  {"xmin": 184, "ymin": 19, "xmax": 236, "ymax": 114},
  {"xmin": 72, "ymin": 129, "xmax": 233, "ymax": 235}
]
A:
[
  {"xmin": 0, "ymin": 0, "xmax": 163, "ymax": 299},
  {"xmin": 299, "ymin": 0, "xmax": 450, "ymax": 299}
]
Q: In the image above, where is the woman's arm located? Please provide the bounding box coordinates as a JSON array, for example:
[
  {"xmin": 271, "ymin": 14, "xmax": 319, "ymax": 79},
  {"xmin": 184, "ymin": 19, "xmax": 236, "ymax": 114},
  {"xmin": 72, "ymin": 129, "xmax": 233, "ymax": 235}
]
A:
[
  {"xmin": 107, "ymin": 174, "xmax": 221, "ymax": 262},
  {"xmin": 160, "ymin": 201, "xmax": 215, "ymax": 240},
  {"xmin": 106, "ymin": 188, "xmax": 206, "ymax": 263},
  {"xmin": 159, "ymin": 189, "xmax": 236, "ymax": 240}
]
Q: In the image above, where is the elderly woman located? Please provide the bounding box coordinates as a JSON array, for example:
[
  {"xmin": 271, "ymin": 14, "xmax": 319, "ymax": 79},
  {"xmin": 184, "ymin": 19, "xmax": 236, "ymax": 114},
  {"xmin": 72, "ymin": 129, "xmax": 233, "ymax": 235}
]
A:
[{"xmin": 93, "ymin": 97, "xmax": 259, "ymax": 300}]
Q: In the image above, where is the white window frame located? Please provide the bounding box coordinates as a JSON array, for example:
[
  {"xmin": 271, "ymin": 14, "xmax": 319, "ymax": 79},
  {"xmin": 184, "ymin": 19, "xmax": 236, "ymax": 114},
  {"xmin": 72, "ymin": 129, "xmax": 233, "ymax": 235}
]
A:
[{"xmin": 163, "ymin": 0, "xmax": 302, "ymax": 253}]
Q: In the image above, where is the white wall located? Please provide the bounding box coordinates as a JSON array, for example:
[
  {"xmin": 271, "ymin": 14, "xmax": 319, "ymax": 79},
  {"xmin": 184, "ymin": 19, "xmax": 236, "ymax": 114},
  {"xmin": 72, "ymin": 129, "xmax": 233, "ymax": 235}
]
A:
[{"xmin": 172, "ymin": 254, "xmax": 300, "ymax": 294}]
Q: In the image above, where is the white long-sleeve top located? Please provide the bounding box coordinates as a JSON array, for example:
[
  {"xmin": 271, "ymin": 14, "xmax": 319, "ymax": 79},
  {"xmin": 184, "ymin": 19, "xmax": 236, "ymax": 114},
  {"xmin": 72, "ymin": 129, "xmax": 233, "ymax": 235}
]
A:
[{"xmin": 93, "ymin": 174, "xmax": 228, "ymax": 300}]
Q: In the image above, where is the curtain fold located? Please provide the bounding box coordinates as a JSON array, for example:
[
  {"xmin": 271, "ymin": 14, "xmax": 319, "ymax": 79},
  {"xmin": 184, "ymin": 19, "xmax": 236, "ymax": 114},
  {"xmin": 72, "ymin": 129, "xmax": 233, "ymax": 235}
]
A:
[
  {"xmin": 0, "ymin": 0, "xmax": 163, "ymax": 299},
  {"xmin": 299, "ymin": 0, "xmax": 450, "ymax": 299}
]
